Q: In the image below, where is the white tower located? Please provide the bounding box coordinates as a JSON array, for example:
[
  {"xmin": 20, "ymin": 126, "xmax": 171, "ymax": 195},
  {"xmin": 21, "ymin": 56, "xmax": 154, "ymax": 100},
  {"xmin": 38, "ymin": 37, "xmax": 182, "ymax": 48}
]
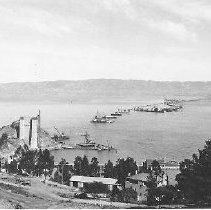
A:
[
  {"xmin": 19, "ymin": 117, "xmax": 25, "ymax": 140},
  {"xmin": 30, "ymin": 117, "xmax": 38, "ymax": 149}
]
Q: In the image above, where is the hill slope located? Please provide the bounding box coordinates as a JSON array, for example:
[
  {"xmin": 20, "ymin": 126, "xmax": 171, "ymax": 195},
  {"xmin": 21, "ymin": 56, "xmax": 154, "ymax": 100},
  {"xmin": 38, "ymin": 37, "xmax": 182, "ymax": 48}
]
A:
[{"xmin": 0, "ymin": 79, "xmax": 210, "ymax": 103}]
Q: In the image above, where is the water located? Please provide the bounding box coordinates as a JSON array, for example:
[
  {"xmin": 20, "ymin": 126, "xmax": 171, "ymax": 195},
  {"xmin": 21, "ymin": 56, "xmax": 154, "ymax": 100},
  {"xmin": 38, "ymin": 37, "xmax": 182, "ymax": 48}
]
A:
[{"xmin": 0, "ymin": 99, "xmax": 211, "ymax": 165}]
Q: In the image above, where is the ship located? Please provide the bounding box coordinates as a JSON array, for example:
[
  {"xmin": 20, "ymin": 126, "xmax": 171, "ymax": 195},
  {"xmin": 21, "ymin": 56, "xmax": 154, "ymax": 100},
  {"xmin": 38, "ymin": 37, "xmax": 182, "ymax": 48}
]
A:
[
  {"xmin": 91, "ymin": 115, "xmax": 114, "ymax": 123},
  {"xmin": 51, "ymin": 126, "xmax": 69, "ymax": 143},
  {"xmin": 103, "ymin": 115, "xmax": 117, "ymax": 119},
  {"xmin": 111, "ymin": 112, "xmax": 122, "ymax": 116},
  {"xmin": 73, "ymin": 132, "xmax": 116, "ymax": 151}
]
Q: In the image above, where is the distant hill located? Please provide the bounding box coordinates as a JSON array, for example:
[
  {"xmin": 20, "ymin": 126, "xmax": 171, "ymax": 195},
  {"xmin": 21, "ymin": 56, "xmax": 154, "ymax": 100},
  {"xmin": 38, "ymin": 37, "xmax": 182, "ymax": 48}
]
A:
[{"xmin": 0, "ymin": 79, "xmax": 210, "ymax": 103}]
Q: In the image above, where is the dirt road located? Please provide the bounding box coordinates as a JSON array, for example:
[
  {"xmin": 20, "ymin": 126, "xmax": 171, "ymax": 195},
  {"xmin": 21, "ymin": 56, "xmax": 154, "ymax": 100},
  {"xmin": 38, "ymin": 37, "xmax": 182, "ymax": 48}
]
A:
[{"xmin": 0, "ymin": 173, "xmax": 143, "ymax": 209}]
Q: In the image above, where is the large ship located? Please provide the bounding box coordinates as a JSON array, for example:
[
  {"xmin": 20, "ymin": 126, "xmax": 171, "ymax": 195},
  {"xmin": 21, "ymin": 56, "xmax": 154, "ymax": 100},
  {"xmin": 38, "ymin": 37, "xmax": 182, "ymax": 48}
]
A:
[
  {"xmin": 91, "ymin": 115, "xmax": 114, "ymax": 123},
  {"xmin": 62, "ymin": 132, "xmax": 116, "ymax": 152}
]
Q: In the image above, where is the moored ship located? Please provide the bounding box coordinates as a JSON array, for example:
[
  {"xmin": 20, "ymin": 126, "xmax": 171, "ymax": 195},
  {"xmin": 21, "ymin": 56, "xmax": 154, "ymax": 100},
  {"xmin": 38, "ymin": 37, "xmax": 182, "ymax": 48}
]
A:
[{"xmin": 62, "ymin": 132, "xmax": 116, "ymax": 152}]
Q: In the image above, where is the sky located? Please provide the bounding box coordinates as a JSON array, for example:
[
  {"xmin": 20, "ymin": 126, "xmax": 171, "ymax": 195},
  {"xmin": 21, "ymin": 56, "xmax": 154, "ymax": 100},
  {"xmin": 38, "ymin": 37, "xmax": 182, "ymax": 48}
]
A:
[{"xmin": 0, "ymin": 0, "xmax": 211, "ymax": 82}]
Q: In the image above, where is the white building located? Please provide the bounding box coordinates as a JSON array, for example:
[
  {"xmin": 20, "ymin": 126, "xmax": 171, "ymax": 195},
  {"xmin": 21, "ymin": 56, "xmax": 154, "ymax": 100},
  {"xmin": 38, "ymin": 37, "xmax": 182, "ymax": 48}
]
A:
[
  {"xmin": 19, "ymin": 112, "xmax": 40, "ymax": 149},
  {"xmin": 70, "ymin": 175, "xmax": 118, "ymax": 191}
]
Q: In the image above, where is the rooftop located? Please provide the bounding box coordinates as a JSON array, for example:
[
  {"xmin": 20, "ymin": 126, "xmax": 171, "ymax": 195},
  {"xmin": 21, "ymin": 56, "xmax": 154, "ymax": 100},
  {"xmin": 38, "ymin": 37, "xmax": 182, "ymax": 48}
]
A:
[
  {"xmin": 126, "ymin": 173, "xmax": 149, "ymax": 182},
  {"xmin": 70, "ymin": 176, "xmax": 118, "ymax": 185}
]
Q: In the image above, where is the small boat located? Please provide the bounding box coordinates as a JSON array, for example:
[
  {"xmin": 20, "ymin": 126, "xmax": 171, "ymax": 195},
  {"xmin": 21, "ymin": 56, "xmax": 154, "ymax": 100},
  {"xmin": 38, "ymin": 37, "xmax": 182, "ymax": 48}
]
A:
[{"xmin": 111, "ymin": 112, "xmax": 122, "ymax": 116}]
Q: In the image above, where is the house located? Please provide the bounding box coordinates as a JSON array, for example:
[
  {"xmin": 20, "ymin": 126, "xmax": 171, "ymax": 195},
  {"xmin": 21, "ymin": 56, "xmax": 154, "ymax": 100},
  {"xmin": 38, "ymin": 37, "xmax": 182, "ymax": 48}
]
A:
[
  {"xmin": 125, "ymin": 172, "xmax": 168, "ymax": 202},
  {"xmin": 144, "ymin": 158, "xmax": 180, "ymax": 170},
  {"xmin": 70, "ymin": 175, "xmax": 118, "ymax": 191},
  {"xmin": 125, "ymin": 173, "xmax": 148, "ymax": 201}
]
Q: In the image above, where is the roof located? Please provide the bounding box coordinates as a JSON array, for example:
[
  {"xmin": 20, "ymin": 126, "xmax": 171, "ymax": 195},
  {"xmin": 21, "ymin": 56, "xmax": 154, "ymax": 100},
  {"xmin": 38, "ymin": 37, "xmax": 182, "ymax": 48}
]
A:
[
  {"xmin": 127, "ymin": 173, "xmax": 149, "ymax": 182},
  {"xmin": 70, "ymin": 176, "xmax": 118, "ymax": 185}
]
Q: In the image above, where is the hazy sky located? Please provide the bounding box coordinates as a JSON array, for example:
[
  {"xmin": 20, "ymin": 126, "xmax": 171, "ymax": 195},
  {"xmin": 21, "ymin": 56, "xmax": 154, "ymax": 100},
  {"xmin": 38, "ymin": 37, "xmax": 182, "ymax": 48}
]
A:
[{"xmin": 0, "ymin": 0, "xmax": 211, "ymax": 82}]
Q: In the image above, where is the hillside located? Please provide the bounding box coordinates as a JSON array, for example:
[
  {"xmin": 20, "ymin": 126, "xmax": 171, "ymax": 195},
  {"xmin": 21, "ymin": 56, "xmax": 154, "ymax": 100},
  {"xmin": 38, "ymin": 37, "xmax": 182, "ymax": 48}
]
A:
[{"xmin": 0, "ymin": 79, "xmax": 210, "ymax": 103}]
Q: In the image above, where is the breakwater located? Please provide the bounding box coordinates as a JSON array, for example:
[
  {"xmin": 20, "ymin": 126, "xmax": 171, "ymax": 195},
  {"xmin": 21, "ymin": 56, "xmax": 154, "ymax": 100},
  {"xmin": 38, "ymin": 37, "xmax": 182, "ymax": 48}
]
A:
[{"xmin": 134, "ymin": 100, "xmax": 183, "ymax": 113}]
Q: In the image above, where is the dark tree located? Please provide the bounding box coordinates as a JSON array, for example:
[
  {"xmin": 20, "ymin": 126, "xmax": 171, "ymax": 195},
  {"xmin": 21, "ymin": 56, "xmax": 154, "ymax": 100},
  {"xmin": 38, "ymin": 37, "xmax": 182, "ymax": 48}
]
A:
[
  {"xmin": 111, "ymin": 187, "xmax": 137, "ymax": 203},
  {"xmin": 58, "ymin": 158, "xmax": 71, "ymax": 185},
  {"xmin": 125, "ymin": 157, "xmax": 138, "ymax": 176},
  {"xmin": 89, "ymin": 157, "xmax": 99, "ymax": 177},
  {"xmin": 104, "ymin": 160, "xmax": 115, "ymax": 178},
  {"xmin": 115, "ymin": 158, "xmax": 128, "ymax": 187},
  {"xmin": 85, "ymin": 182, "xmax": 108, "ymax": 194},
  {"xmin": 151, "ymin": 160, "xmax": 162, "ymax": 178},
  {"xmin": 81, "ymin": 155, "xmax": 90, "ymax": 176},
  {"xmin": 176, "ymin": 140, "xmax": 211, "ymax": 205},
  {"xmin": 74, "ymin": 156, "xmax": 83, "ymax": 175},
  {"xmin": 123, "ymin": 187, "xmax": 138, "ymax": 203},
  {"xmin": 42, "ymin": 149, "xmax": 54, "ymax": 179},
  {"xmin": 7, "ymin": 159, "xmax": 18, "ymax": 174},
  {"xmin": 0, "ymin": 133, "xmax": 8, "ymax": 148},
  {"xmin": 147, "ymin": 185, "xmax": 178, "ymax": 206},
  {"xmin": 19, "ymin": 148, "xmax": 36, "ymax": 175}
]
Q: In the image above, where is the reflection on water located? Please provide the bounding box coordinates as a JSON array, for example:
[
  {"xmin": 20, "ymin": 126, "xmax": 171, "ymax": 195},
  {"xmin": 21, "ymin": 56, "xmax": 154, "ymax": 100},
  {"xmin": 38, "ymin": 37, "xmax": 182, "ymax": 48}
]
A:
[{"xmin": 0, "ymin": 99, "xmax": 211, "ymax": 165}]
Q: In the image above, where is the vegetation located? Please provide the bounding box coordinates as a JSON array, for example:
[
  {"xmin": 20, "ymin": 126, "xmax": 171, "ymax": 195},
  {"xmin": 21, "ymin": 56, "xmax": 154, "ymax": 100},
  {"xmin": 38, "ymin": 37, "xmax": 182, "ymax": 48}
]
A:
[
  {"xmin": 6, "ymin": 144, "xmax": 54, "ymax": 178},
  {"xmin": 111, "ymin": 187, "xmax": 137, "ymax": 203},
  {"xmin": 147, "ymin": 185, "xmax": 178, "ymax": 206},
  {"xmin": 56, "ymin": 158, "xmax": 72, "ymax": 185},
  {"xmin": 0, "ymin": 133, "xmax": 8, "ymax": 148},
  {"xmin": 73, "ymin": 155, "xmax": 100, "ymax": 177},
  {"xmin": 84, "ymin": 182, "xmax": 108, "ymax": 194},
  {"xmin": 176, "ymin": 140, "xmax": 211, "ymax": 206},
  {"xmin": 104, "ymin": 157, "xmax": 138, "ymax": 187},
  {"xmin": 145, "ymin": 160, "xmax": 177, "ymax": 206},
  {"xmin": 104, "ymin": 160, "xmax": 115, "ymax": 178}
]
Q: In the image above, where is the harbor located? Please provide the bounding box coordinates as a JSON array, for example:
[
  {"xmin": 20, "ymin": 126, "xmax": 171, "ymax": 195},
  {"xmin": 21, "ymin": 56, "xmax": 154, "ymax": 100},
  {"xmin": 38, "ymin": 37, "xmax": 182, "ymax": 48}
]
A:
[{"xmin": 0, "ymin": 98, "xmax": 191, "ymax": 165}]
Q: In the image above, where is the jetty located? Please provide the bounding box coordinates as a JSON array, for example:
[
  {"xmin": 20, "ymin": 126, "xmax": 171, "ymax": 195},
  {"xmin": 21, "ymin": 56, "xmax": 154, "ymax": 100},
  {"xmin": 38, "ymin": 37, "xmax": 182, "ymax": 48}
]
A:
[{"xmin": 134, "ymin": 99, "xmax": 183, "ymax": 113}]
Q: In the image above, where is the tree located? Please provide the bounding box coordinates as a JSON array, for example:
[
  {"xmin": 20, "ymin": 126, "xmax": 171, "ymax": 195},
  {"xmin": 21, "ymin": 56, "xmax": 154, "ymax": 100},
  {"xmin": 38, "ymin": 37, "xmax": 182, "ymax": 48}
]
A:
[
  {"xmin": 89, "ymin": 157, "xmax": 99, "ymax": 177},
  {"xmin": 104, "ymin": 160, "xmax": 115, "ymax": 178},
  {"xmin": 74, "ymin": 156, "xmax": 83, "ymax": 175},
  {"xmin": 115, "ymin": 158, "xmax": 128, "ymax": 187},
  {"xmin": 7, "ymin": 159, "xmax": 18, "ymax": 174},
  {"xmin": 176, "ymin": 140, "xmax": 211, "ymax": 205},
  {"xmin": 110, "ymin": 187, "xmax": 137, "ymax": 203},
  {"xmin": 82, "ymin": 155, "xmax": 90, "ymax": 176},
  {"xmin": 151, "ymin": 160, "xmax": 162, "ymax": 178},
  {"xmin": 0, "ymin": 133, "xmax": 8, "ymax": 148},
  {"xmin": 123, "ymin": 187, "xmax": 138, "ymax": 203},
  {"xmin": 114, "ymin": 157, "xmax": 138, "ymax": 188},
  {"xmin": 58, "ymin": 158, "xmax": 71, "ymax": 185},
  {"xmin": 42, "ymin": 149, "xmax": 54, "ymax": 179},
  {"xmin": 85, "ymin": 182, "xmax": 108, "ymax": 194},
  {"xmin": 18, "ymin": 147, "xmax": 36, "ymax": 175},
  {"xmin": 125, "ymin": 157, "xmax": 138, "ymax": 176}
]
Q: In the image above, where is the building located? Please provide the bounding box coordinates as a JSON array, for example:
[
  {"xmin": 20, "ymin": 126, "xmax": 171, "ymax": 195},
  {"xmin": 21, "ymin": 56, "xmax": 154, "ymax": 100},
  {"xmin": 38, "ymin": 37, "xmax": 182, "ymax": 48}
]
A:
[
  {"xmin": 125, "ymin": 173, "xmax": 148, "ymax": 202},
  {"xmin": 18, "ymin": 111, "xmax": 41, "ymax": 149},
  {"xmin": 125, "ymin": 172, "xmax": 168, "ymax": 202},
  {"xmin": 144, "ymin": 158, "xmax": 179, "ymax": 170},
  {"xmin": 70, "ymin": 175, "xmax": 118, "ymax": 191}
]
